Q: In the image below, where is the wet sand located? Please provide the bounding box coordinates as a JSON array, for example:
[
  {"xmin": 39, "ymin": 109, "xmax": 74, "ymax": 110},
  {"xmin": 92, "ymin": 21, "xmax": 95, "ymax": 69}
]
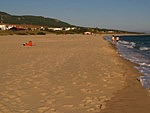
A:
[{"xmin": 0, "ymin": 34, "xmax": 150, "ymax": 113}]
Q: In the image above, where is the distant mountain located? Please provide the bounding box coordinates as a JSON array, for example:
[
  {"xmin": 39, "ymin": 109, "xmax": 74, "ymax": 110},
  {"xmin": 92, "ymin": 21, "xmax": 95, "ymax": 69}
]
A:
[{"xmin": 0, "ymin": 11, "xmax": 72, "ymax": 27}]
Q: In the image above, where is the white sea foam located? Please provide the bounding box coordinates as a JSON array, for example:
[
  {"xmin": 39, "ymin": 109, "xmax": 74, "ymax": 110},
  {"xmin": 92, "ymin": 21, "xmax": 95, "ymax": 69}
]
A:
[
  {"xmin": 140, "ymin": 47, "xmax": 150, "ymax": 51},
  {"xmin": 119, "ymin": 41, "xmax": 136, "ymax": 48},
  {"xmin": 106, "ymin": 35, "xmax": 150, "ymax": 79},
  {"xmin": 115, "ymin": 35, "xmax": 150, "ymax": 89},
  {"xmin": 139, "ymin": 63, "xmax": 150, "ymax": 67}
]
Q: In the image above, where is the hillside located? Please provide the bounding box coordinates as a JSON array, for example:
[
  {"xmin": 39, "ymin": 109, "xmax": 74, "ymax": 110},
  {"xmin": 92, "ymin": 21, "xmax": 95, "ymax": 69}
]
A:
[{"xmin": 0, "ymin": 11, "xmax": 72, "ymax": 27}]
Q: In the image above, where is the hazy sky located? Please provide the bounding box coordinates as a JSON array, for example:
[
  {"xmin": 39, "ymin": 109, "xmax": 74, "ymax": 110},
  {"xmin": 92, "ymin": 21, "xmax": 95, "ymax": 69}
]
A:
[{"xmin": 0, "ymin": 0, "xmax": 150, "ymax": 32}]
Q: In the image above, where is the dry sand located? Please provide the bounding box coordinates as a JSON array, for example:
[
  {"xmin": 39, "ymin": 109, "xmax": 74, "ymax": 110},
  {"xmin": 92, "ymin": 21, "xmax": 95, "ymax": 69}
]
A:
[{"xmin": 0, "ymin": 34, "xmax": 150, "ymax": 113}]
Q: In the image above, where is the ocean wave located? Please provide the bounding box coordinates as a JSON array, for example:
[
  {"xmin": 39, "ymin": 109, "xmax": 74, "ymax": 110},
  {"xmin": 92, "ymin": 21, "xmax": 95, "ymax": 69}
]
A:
[
  {"xmin": 138, "ymin": 75, "xmax": 150, "ymax": 89},
  {"xmin": 139, "ymin": 63, "xmax": 150, "ymax": 67},
  {"xmin": 117, "ymin": 36, "xmax": 150, "ymax": 89},
  {"xmin": 119, "ymin": 41, "xmax": 136, "ymax": 48},
  {"xmin": 106, "ymin": 35, "xmax": 150, "ymax": 80},
  {"xmin": 136, "ymin": 66, "xmax": 150, "ymax": 76},
  {"xmin": 139, "ymin": 47, "xmax": 150, "ymax": 51}
]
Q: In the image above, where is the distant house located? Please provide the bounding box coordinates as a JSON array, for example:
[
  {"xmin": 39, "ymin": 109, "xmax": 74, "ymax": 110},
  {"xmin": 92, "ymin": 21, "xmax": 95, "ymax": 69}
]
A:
[
  {"xmin": 0, "ymin": 24, "xmax": 7, "ymax": 30},
  {"xmin": 40, "ymin": 26, "xmax": 45, "ymax": 30},
  {"xmin": 108, "ymin": 31, "xmax": 114, "ymax": 33},
  {"xmin": 9, "ymin": 26, "xmax": 25, "ymax": 31},
  {"xmin": 65, "ymin": 27, "xmax": 71, "ymax": 31},
  {"xmin": 53, "ymin": 28, "xmax": 63, "ymax": 31},
  {"xmin": 84, "ymin": 32, "xmax": 92, "ymax": 35},
  {"xmin": 7, "ymin": 25, "xmax": 14, "ymax": 29},
  {"xmin": 0, "ymin": 24, "xmax": 24, "ymax": 30},
  {"xmin": 48, "ymin": 27, "xmax": 63, "ymax": 31},
  {"xmin": 65, "ymin": 27, "xmax": 76, "ymax": 31}
]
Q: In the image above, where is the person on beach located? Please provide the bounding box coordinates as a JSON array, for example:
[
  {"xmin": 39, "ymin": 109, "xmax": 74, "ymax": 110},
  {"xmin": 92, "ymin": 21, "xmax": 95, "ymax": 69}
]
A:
[
  {"xmin": 116, "ymin": 36, "xmax": 120, "ymax": 43},
  {"xmin": 112, "ymin": 35, "xmax": 115, "ymax": 43}
]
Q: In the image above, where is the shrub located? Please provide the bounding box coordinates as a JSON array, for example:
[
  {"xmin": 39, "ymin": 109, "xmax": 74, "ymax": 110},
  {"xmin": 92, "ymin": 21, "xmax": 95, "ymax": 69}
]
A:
[
  {"xmin": 29, "ymin": 32, "xmax": 36, "ymax": 35},
  {"xmin": 37, "ymin": 32, "xmax": 46, "ymax": 35},
  {"xmin": 17, "ymin": 32, "xmax": 28, "ymax": 35}
]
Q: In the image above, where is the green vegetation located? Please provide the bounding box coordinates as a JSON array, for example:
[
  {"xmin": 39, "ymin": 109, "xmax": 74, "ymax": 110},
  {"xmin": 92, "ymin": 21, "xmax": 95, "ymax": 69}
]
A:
[
  {"xmin": 37, "ymin": 32, "xmax": 46, "ymax": 35},
  {"xmin": 0, "ymin": 11, "xmax": 72, "ymax": 27},
  {"xmin": 0, "ymin": 11, "xmax": 140, "ymax": 35},
  {"xmin": 0, "ymin": 30, "xmax": 47, "ymax": 35}
]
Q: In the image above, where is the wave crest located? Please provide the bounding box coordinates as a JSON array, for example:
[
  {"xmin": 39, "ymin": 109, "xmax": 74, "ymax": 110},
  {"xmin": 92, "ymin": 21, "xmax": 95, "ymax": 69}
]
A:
[{"xmin": 140, "ymin": 47, "xmax": 150, "ymax": 51}]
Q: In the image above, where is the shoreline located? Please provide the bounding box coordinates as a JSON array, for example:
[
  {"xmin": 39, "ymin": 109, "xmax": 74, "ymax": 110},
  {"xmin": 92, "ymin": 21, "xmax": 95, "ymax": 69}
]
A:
[
  {"xmin": 0, "ymin": 34, "xmax": 150, "ymax": 112},
  {"xmin": 101, "ymin": 35, "xmax": 150, "ymax": 113}
]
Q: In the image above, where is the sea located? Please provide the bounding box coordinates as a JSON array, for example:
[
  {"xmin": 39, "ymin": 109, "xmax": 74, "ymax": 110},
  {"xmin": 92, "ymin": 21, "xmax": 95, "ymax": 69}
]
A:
[{"xmin": 105, "ymin": 35, "xmax": 150, "ymax": 89}]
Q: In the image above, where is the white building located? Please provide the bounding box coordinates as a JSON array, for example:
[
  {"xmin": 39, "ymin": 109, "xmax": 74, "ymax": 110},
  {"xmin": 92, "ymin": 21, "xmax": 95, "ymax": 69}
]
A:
[
  {"xmin": 84, "ymin": 32, "xmax": 92, "ymax": 35},
  {"xmin": 108, "ymin": 31, "xmax": 114, "ymax": 33},
  {"xmin": 48, "ymin": 27, "xmax": 76, "ymax": 31},
  {"xmin": 0, "ymin": 24, "xmax": 14, "ymax": 30},
  {"xmin": 48, "ymin": 27, "xmax": 63, "ymax": 31},
  {"xmin": 0, "ymin": 24, "xmax": 7, "ymax": 30},
  {"xmin": 65, "ymin": 27, "xmax": 76, "ymax": 31},
  {"xmin": 7, "ymin": 25, "xmax": 14, "ymax": 30}
]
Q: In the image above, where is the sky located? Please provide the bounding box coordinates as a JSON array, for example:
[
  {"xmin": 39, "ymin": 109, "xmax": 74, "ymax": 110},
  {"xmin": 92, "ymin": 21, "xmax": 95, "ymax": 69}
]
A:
[{"xmin": 0, "ymin": 0, "xmax": 150, "ymax": 32}]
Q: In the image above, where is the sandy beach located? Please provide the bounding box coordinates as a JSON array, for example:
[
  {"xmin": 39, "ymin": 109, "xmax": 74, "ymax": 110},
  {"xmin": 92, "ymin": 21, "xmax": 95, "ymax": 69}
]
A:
[{"xmin": 0, "ymin": 34, "xmax": 150, "ymax": 113}]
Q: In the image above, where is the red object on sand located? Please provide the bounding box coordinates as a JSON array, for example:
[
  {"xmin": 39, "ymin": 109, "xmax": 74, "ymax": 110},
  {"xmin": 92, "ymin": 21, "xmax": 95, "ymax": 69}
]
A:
[{"xmin": 25, "ymin": 41, "xmax": 32, "ymax": 46}]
